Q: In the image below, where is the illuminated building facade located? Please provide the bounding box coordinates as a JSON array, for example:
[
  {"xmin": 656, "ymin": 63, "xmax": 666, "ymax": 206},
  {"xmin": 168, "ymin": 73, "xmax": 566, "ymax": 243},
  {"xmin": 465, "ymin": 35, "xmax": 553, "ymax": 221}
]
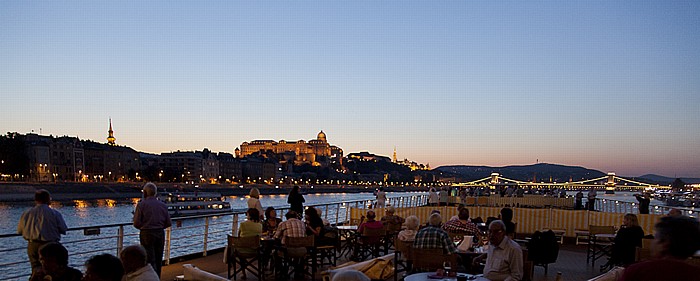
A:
[{"xmin": 236, "ymin": 131, "xmax": 343, "ymax": 167}]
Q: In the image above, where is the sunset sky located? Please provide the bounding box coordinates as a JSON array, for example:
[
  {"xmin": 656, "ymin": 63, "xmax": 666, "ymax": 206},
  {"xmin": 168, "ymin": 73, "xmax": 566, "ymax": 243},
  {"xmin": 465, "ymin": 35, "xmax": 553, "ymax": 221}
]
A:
[{"xmin": 1, "ymin": 1, "xmax": 699, "ymax": 177}]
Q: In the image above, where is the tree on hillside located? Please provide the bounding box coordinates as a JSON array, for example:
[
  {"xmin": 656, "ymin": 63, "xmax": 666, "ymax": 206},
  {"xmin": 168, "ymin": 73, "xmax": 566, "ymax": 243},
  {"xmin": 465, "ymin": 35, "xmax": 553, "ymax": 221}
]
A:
[{"xmin": 0, "ymin": 133, "xmax": 30, "ymax": 178}]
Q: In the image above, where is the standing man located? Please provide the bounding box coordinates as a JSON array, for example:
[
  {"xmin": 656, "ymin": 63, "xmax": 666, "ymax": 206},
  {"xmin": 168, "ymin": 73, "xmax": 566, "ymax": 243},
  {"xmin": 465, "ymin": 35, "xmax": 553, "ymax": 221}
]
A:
[
  {"xmin": 575, "ymin": 190, "xmax": 584, "ymax": 210},
  {"xmin": 133, "ymin": 182, "xmax": 171, "ymax": 277},
  {"xmin": 634, "ymin": 193, "xmax": 651, "ymax": 214},
  {"xmin": 17, "ymin": 189, "xmax": 68, "ymax": 276},
  {"xmin": 587, "ymin": 188, "xmax": 597, "ymax": 211}
]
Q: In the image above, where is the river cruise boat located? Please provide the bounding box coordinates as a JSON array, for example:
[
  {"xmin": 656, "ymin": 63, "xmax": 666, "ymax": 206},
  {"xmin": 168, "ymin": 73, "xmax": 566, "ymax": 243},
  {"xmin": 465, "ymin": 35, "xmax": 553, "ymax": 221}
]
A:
[{"xmin": 159, "ymin": 191, "xmax": 231, "ymax": 217}]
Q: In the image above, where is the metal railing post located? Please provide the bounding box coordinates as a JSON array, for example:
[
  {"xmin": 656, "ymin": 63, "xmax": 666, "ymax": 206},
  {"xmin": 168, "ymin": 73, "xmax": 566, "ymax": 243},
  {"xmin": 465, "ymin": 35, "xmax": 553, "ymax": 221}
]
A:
[
  {"xmin": 232, "ymin": 214, "xmax": 239, "ymax": 236},
  {"xmin": 335, "ymin": 203, "xmax": 340, "ymax": 225},
  {"xmin": 203, "ymin": 217, "xmax": 209, "ymax": 256},
  {"xmin": 117, "ymin": 226, "xmax": 124, "ymax": 256},
  {"xmin": 164, "ymin": 227, "xmax": 171, "ymax": 265}
]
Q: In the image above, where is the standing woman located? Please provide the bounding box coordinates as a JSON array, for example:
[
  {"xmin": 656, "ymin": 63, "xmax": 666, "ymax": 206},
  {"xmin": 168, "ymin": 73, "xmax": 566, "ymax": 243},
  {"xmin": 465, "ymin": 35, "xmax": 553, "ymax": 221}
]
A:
[
  {"xmin": 247, "ymin": 188, "xmax": 264, "ymax": 220},
  {"xmin": 428, "ymin": 188, "xmax": 439, "ymax": 206},
  {"xmin": 376, "ymin": 187, "xmax": 387, "ymax": 208},
  {"xmin": 288, "ymin": 185, "xmax": 305, "ymax": 216}
]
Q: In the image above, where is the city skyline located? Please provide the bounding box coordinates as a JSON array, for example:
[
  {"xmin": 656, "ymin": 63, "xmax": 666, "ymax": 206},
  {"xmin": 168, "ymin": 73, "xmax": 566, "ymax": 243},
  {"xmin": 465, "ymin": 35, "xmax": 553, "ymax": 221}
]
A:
[{"xmin": 1, "ymin": 1, "xmax": 699, "ymax": 177}]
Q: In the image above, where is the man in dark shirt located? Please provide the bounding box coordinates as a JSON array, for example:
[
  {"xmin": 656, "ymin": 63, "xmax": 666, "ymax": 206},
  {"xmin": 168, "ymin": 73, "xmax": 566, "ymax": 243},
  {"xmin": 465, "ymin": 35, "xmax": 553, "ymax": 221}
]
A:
[
  {"xmin": 133, "ymin": 182, "xmax": 171, "ymax": 277},
  {"xmin": 619, "ymin": 216, "xmax": 700, "ymax": 281},
  {"xmin": 634, "ymin": 193, "xmax": 651, "ymax": 214}
]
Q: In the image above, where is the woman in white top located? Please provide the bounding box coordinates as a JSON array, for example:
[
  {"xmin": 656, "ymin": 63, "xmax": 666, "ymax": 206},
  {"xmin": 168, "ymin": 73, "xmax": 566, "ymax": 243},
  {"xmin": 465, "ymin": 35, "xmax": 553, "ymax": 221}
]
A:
[
  {"xmin": 376, "ymin": 187, "xmax": 387, "ymax": 208},
  {"xmin": 428, "ymin": 188, "xmax": 439, "ymax": 206},
  {"xmin": 247, "ymin": 187, "xmax": 264, "ymax": 220}
]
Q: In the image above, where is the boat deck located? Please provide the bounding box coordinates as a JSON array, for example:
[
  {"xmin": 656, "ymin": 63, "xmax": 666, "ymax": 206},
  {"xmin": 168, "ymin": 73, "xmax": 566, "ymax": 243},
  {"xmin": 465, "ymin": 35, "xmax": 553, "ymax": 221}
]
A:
[{"xmin": 160, "ymin": 243, "xmax": 608, "ymax": 281}]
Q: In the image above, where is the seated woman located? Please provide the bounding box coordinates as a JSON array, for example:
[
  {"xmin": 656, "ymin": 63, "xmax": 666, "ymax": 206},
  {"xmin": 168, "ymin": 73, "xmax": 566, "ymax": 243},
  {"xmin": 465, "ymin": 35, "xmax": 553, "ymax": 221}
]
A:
[
  {"xmin": 262, "ymin": 207, "xmax": 283, "ymax": 234},
  {"xmin": 607, "ymin": 213, "xmax": 644, "ymax": 268},
  {"xmin": 398, "ymin": 215, "xmax": 420, "ymax": 242},
  {"xmin": 499, "ymin": 208, "xmax": 516, "ymax": 238},
  {"xmin": 380, "ymin": 206, "xmax": 405, "ymax": 234},
  {"xmin": 240, "ymin": 208, "xmax": 263, "ymax": 237},
  {"xmin": 237, "ymin": 208, "xmax": 263, "ymax": 279},
  {"xmin": 305, "ymin": 207, "xmax": 326, "ymax": 244}
]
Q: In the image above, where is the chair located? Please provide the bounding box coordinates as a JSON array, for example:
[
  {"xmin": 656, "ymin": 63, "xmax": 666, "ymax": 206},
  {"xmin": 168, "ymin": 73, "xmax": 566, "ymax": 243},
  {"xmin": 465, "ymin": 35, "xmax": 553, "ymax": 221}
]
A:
[
  {"xmin": 575, "ymin": 229, "xmax": 590, "ymax": 245},
  {"xmin": 410, "ymin": 248, "xmax": 457, "ymax": 272},
  {"xmin": 527, "ymin": 230, "xmax": 559, "ymax": 274},
  {"xmin": 587, "ymin": 226, "xmax": 616, "ymax": 267},
  {"xmin": 227, "ymin": 235, "xmax": 263, "ymax": 281},
  {"xmin": 393, "ymin": 239, "xmax": 413, "ymax": 281},
  {"xmin": 316, "ymin": 227, "xmax": 341, "ymax": 268},
  {"xmin": 276, "ymin": 235, "xmax": 317, "ymax": 281},
  {"xmin": 354, "ymin": 227, "xmax": 386, "ymax": 261},
  {"xmin": 635, "ymin": 237, "xmax": 654, "ymax": 262}
]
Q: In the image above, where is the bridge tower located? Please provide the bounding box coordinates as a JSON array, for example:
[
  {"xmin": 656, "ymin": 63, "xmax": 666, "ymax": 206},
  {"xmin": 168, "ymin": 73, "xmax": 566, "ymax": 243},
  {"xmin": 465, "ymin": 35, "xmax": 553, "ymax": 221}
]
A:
[
  {"xmin": 606, "ymin": 172, "xmax": 616, "ymax": 188},
  {"xmin": 491, "ymin": 173, "xmax": 500, "ymax": 185}
]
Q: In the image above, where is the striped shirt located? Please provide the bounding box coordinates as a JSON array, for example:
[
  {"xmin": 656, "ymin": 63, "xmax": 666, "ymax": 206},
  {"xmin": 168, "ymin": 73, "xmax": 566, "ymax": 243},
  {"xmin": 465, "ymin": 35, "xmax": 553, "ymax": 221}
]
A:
[
  {"xmin": 413, "ymin": 226, "xmax": 457, "ymax": 254},
  {"xmin": 274, "ymin": 218, "xmax": 306, "ymax": 245}
]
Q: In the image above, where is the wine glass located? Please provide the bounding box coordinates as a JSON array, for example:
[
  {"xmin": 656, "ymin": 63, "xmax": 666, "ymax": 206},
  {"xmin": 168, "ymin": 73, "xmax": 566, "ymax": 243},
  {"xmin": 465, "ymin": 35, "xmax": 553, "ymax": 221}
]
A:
[{"xmin": 443, "ymin": 261, "xmax": 452, "ymax": 277}]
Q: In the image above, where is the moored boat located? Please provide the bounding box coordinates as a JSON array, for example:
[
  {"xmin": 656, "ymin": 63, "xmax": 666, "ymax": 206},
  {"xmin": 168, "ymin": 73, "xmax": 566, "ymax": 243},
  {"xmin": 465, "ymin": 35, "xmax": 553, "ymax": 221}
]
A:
[{"xmin": 159, "ymin": 191, "xmax": 231, "ymax": 217}]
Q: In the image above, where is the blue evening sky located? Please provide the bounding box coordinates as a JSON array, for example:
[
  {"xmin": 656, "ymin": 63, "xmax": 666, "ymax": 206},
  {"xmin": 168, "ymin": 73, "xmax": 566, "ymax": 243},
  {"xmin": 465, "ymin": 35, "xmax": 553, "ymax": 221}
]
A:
[{"xmin": 1, "ymin": 1, "xmax": 699, "ymax": 177}]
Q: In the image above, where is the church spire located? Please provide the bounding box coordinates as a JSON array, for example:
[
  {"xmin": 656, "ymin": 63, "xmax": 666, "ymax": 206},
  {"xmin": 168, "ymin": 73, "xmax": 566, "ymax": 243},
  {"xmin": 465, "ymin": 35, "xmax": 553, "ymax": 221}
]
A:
[{"xmin": 107, "ymin": 118, "xmax": 116, "ymax": 145}]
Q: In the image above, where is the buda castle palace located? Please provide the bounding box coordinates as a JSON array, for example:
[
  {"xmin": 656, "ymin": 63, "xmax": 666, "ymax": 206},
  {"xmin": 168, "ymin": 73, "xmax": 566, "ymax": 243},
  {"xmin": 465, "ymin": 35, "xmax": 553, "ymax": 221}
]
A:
[{"xmin": 235, "ymin": 131, "xmax": 344, "ymax": 167}]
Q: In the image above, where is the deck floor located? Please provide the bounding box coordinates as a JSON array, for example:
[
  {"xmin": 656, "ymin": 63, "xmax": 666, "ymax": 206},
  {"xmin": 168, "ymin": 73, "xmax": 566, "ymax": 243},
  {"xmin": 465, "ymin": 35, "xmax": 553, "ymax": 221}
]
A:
[{"xmin": 160, "ymin": 244, "xmax": 609, "ymax": 281}]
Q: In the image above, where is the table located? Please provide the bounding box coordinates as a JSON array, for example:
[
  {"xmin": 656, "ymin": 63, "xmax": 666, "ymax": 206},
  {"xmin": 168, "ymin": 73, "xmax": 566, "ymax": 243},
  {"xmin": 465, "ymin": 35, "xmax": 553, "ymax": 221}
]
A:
[
  {"xmin": 337, "ymin": 225, "xmax": 358, "ymax": 258},
  {"xmin": 589, "ymin": 233, "xmax": 615, "ymax": 267},
  {"xmin": 403, "ymin": 272, "xmax": 487, "ymax": 281}
]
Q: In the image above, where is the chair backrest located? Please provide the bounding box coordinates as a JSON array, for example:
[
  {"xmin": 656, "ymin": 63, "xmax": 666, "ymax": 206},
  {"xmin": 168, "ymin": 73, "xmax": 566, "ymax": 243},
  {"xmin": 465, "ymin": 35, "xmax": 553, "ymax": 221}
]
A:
[
  {"xmin": 394, "ymin": 239, "xmax": 413, "ymax": 261},
  {"xmin": 230, "ymin": 235, "xmax": 261, "ymax": 250},
  {"xmin": 286, "ymin": 235, "xmax": 315, "ymax": 248},
  {"xmin": 589, "ymin": 225, "xmax": 616, "ymax": 236},
  {"xmin": 362, "ymin": 226, "xmax": 387, "ymax": 237},
  {"xmin": 410, "ymin": 248, "xmax": 457, "ymax": 271},
  {"xmin": 385, "ymin": 222, "xmax": 403, "ymax": 234}
]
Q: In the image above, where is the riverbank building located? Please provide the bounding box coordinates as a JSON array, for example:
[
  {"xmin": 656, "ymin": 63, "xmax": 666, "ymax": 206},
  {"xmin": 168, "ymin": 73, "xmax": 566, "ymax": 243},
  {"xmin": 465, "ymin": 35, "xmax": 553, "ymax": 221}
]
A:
[{"xmin": 236, "ymin": 131, "xmax": 344, "ymax": 168}]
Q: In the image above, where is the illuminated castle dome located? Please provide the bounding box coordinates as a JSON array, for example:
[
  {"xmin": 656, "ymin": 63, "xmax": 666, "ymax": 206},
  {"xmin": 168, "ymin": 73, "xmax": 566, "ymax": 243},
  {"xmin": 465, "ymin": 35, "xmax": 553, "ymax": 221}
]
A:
[{"xmin": 317, "ymin": 130, "xmax": 327, "ymax": 142}]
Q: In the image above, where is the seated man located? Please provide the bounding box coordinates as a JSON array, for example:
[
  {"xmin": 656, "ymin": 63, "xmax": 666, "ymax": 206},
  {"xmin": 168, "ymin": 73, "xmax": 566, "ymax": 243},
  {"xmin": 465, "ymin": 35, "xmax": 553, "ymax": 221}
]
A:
[
  {"xmin": 274, "ymin": 211, "xmax": 306, "ymax": 245},
  {"xmin": 414, "ymin": 213, "xmax": 457, "ymax": 255},
  {"xmin": 358, "ymin": 210, "xmax": 383, "ymax": 234},
  {"xmin": 619, "ymin": 216, "xmax": 700, "ymax": 281},
  {"xmin": 120, "ymin": 245, "xmax": 159, "ymax": 281},
  {"xmin": 83, "ymin": 254, "xmax": 124, "ymax": 281},
  {"xmin": 473, "ymin": 220, "xmax": 523, "ymax": 281},
  {"xmin": 30, "ymin": 242, "xmax": 82, "ymax": 281},
  {"xmin": 443, "ymin": 208, "xmax": 479, "ymax": 236}
]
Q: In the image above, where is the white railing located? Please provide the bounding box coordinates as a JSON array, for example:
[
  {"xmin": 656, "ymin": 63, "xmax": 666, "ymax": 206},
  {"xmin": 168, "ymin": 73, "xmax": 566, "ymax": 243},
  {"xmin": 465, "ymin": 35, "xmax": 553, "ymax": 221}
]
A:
[
  {"xmin": 594, "ymin": 198, "xmax": 697, "ymax": 217},
  {"xmin": 0, "ymin": 194, "xmax": 428, "ymax": 281}
]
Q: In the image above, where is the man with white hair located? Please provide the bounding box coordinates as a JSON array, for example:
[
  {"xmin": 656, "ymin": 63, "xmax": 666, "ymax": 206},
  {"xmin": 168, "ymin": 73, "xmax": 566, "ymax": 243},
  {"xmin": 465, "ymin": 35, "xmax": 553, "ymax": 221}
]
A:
[
  {"xmin": 120, "ymin": 245, "xmax": 159, "ymax": 281},
  {"xmin": 133, "ymin": 182, "xmax": 171, "ymax": 277},
  {"xmin": 473, "ymin": 220, "xmax": 523, "ymax": 281}
]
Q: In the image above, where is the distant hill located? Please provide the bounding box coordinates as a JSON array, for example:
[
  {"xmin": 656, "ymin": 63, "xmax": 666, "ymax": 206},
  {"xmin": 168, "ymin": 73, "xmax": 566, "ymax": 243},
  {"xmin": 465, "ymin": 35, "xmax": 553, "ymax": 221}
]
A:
[
  {"xmin": 635, "ymin": 174, "xmax": 700, "ymax": 185},
  {"xmin": 436, "ymin": 163, "xmax": 607, "ymax": 182}
]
